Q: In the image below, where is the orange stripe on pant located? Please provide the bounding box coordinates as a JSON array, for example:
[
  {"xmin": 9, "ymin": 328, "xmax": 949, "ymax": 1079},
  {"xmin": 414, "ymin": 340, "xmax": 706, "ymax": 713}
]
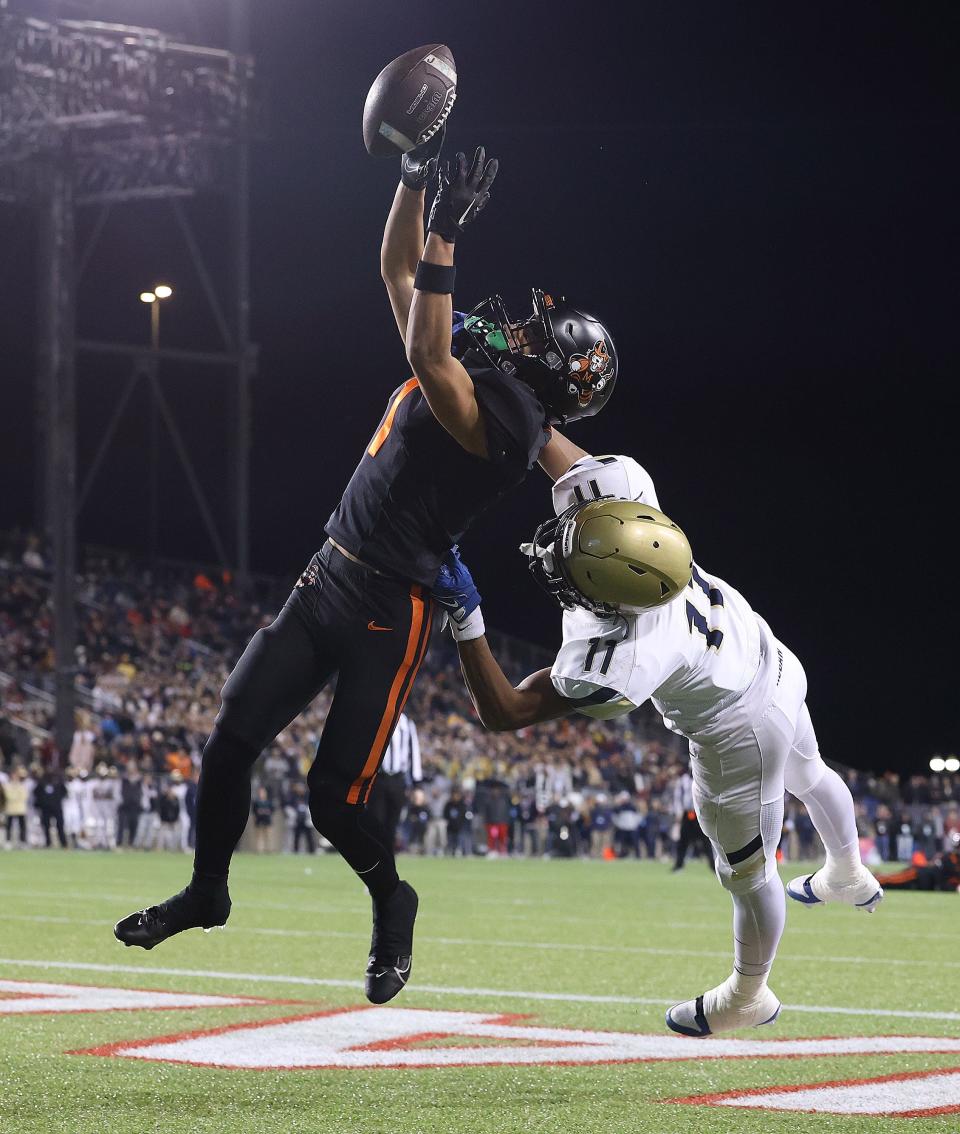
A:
[
  {"xmin": 346, "ymin": 585, "xmax": 428, "ymax": 805},
  {"xmin": 367, "ymin": 378, "xmax": 419, "ymax": 457},
  {"xmin": 361, "ymin": 600, "xmax": 433, "ymax": 805}
]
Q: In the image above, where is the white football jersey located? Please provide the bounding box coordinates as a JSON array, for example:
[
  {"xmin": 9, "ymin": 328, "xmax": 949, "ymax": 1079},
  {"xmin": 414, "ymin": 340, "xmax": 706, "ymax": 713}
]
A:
[{"xmin": 550, "ymin": 463, "xmax": 763, "ymax": 742}]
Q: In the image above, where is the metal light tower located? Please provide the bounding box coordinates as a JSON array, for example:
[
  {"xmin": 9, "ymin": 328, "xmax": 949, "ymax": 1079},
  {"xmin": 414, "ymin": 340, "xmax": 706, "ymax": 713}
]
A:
[{"xmin": 0, "ymin": 1, "xmax": 259, "ymax": 760}]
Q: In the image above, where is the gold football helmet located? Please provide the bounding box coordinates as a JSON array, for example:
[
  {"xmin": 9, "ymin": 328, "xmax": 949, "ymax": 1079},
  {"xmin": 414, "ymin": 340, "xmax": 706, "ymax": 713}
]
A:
[{"xmin": 525, "ymin": 498, "xmax": 693, "ymax": 615}]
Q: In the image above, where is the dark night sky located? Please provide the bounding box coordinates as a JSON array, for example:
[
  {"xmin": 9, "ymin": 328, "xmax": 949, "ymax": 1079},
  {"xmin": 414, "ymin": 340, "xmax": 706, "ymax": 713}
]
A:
[{"xmin": 1, "ymin": 2, "xmax": 958, "ymax": 773}]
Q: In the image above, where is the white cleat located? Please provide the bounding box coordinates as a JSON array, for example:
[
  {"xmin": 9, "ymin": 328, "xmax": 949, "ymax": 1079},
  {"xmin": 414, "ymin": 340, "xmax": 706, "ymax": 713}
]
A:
[
  {"xmin": 786, "ymin": 865, "xmax": 883, "ymax": 912},
  {"xmin": 666, "ymin": 975, "xmax": 781, "ymax": 1038}
]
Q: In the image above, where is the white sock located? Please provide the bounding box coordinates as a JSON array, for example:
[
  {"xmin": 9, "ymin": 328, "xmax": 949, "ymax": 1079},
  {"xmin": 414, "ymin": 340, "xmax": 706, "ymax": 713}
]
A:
[
  {"xmin": 730, "ymin": 872, "xmax": 786, "ymax": 995},
  {"xmin": 796, "ymin": 767, "xmax": 861, "ymax": 881},
  {"xmin": 729, "ymin": 971, "xmax": 769, "ymax": 998}
]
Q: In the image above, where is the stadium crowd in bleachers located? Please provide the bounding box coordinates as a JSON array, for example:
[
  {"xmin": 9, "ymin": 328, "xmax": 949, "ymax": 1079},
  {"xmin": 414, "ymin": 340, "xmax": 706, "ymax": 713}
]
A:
[{"xmin": 2, "ymin": 531, "xmax": 958, "ymax": 865}]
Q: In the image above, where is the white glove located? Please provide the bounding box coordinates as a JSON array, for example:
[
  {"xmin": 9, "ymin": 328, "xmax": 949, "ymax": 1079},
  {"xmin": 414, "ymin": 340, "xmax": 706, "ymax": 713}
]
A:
[{"xmin": 520, "ymin": 541, "xmax": 556, "ymax": 574}]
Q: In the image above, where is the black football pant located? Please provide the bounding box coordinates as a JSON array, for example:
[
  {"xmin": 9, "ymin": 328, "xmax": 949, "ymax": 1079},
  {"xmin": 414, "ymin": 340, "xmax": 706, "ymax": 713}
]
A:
[
  {"xmin": 366, "ymin": 771, "xmax": 408, "ymax": 853},
  {"xmin": 194, "ymin": 541, "xmax": 434, "ymax": 901}
]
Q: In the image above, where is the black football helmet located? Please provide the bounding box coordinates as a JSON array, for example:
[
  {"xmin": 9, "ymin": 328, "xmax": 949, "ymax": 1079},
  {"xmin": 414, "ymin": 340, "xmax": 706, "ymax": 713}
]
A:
[{"xmin": 455, "ymin": 289, "xmax": 618, "ymax": 424}]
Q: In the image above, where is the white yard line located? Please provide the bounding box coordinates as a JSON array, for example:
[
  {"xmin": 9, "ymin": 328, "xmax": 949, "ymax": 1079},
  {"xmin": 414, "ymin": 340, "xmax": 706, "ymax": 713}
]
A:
[
  {"xmin": 0, "ymin": 881, "xmax": 952, "ymax": 926},
  {"xmin": 0, "ymin": 957, "xmax": 958, "ymax": 1022},
  {"xmin": 1, "ymin": 912, "xmax": 955, "ymax": 969}
]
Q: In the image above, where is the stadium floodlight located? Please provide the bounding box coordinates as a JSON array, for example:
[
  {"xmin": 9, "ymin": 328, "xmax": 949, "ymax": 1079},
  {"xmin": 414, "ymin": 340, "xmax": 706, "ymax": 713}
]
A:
[
  {"xmin": 0, "ymin": 11, "xmax": 258, "ymax": 204},
  {"xmin": 140, "ymin": 284, "xmax": 172, "ymax": 347},
  {"xmin": 945, "ymin": 757, "xmax": 960, "ymax": 773},
  {"xmin": 930, "ymin": 757, "xmax": 946, "ymax": 773}
]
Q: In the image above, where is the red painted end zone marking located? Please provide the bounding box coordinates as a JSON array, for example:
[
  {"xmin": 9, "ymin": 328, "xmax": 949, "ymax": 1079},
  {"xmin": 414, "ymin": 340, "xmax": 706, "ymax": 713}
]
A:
[
  {"xmin": 68, "ymin": 1005, "xmax": 376, "ymax": 1067},
  {"xmin": 669, "ymin": 1066, "xmax": 960, "ymax": 1117},
  {"xmin": 0, "ymin": 977, "xmax": 305, "ymax": 1016}
]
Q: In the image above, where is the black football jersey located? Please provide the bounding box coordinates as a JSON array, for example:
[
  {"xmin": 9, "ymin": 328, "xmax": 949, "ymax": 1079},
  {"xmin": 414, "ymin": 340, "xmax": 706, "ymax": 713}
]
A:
[{"xmin": 326, "ymin": 365, "xmax": 549, "ymax": 586}]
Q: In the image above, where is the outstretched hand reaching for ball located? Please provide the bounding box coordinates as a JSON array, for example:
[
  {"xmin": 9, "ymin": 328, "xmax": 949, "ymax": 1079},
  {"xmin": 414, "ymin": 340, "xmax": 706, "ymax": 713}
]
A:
[
  {"xmin": 400, "ymin": 124, "xmax": 445, "ymax": 191},
  {"xmin": 427, "ymin": 147, "xmax": 499, "ymax": 242}
]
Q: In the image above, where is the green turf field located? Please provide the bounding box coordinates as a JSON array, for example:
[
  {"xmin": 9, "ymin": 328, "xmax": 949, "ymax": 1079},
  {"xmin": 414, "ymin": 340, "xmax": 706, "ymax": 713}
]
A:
[{"xmin": 0, "ymin": 850, "xmax": 957, "ymax": 1133}]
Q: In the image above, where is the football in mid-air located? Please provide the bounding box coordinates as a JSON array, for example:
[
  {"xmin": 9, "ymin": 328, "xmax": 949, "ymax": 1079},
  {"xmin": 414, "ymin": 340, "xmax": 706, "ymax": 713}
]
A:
[{"xmin": 362, "ymin": 43, "xmax": 457, "ymax": 157}]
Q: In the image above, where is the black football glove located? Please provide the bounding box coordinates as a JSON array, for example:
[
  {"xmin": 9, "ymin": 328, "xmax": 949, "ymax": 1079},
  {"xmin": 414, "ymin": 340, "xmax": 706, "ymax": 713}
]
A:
[
  {"xmin": 427, "ymin": 146, "xmax": 499, "ymax": 243},
  {"xmin": 400, "ymin": 124, "xmax": 445, "ymax": 191}
]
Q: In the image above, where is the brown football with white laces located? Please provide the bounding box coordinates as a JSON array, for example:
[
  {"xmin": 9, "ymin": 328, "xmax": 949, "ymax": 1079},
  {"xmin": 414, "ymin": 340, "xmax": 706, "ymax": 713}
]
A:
[{"xmin": 362, "ymin": 44, "xmax": 457, "ymax": 157}]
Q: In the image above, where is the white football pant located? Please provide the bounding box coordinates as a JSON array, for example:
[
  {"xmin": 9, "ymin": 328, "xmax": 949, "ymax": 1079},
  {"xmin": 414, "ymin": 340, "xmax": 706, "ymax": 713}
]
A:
[{"xmin": 689, "ymin": 617, "xmax": 858, "ymax": 979}]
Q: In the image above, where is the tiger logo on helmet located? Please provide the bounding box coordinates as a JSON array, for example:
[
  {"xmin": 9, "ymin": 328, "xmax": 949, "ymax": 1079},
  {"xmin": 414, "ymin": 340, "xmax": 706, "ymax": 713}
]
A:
[{"xmin": 566, "ymin": 340, "xmax": 613, "ymax": 408}]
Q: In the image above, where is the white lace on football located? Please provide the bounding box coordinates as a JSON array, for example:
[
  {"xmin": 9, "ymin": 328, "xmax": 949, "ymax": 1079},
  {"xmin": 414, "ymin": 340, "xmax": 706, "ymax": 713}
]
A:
[{"xmin": 417, "ymin": 88, "xmax": 456, "ymax": 145}]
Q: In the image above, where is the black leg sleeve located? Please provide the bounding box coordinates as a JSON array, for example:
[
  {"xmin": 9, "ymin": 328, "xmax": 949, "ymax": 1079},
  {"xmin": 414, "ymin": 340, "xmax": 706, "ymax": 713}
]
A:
[
  {"xmin": 309, "ymin": 793, "xmax": 400, "ymax": 902},
  {"xmin": 195, "ymin": 592, "xmax": 337, "ymax": 878},
  {"xmin": 193, "ymin": 725, "xmax": 262, "ymax": 876}
]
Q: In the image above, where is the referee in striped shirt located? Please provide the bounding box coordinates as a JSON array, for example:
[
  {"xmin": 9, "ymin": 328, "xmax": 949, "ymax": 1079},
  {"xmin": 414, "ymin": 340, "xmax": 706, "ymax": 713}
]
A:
[
  {"xmin": 673, "ymin": 769, "xmax": 714, "ymax": 871},
  {"xmin": 367, "ymin": 713, "xmax": 421, "ymax": 854}
]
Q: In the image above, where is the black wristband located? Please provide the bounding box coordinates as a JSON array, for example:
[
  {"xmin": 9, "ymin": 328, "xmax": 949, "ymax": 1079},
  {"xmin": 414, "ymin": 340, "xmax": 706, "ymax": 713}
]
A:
[{"xmin": 414, "ymin": 260, "xmax": 456, "ymax": 294}]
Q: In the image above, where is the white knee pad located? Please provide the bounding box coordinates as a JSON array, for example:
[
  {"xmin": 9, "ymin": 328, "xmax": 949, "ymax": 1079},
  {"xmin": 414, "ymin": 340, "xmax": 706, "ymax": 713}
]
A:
[
  {"xmin": 716, "ymin": 851, "xmax": 774, "ymax": 895},
  {"xmin": 713, "ymin": 799, "xmax": 782, "ymax": 896}
]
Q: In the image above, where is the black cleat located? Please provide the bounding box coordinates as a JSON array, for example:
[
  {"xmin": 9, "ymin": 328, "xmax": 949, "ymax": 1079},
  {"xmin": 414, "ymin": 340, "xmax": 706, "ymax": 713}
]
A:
[
  {"xmin": 114, "ymin": 885, "xmax": 231, "ymax": 950},
  {"xmin": 365, "ymin": 880, "xmax": 418, "ymax": 1004}
]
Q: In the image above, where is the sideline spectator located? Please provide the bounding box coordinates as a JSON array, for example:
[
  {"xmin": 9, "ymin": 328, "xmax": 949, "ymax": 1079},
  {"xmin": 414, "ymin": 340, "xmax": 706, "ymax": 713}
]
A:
[
  {"xmin": 251, "ymin": 786, "xmax": 275, "ymax": 853},
  {"xmin": 63, "ymin": 768, "xmax": 87, "ymax": 847},
  {"xmin": 443, "ymin": 787, "xmax": 472, "ymax": 857},
  {"xmin": 589, "ymin": 793, "xmax": 614, "ymax": 858},
  {"xmin": 136, "ymin": 774, "xmax": 160, "ymax": 848},
  {"xmin": 482, "ymin": 782, "xmax": 510, "ymax": 857},
  {"xmin": 89, "ymin": 763, "xmax": 120, "ymax": 850},
  {"xmin": 612, "ymin": 792, "xmax": 642, "ymax": 857},
  {"xmin": 286, "ymin": 782, "xmax": 315, "ymax": 854},
  {"xmin": 117, "ymin": 766, "xmax": 143, "ymax": 848},
  {"xmin": 5, "ymin": 767, "xmax": 29, "ymax": 847},
  {"xmin": 405, "ymin": 788, "xmax": 430, "ymax": 855},
  {"xmin": 422, "ymin": 759, "xmax": 450, "ymax": 857},
  {"xmin": 34, "ymin": 769, "xmax": 67, "ymax": 848},
  {"xmin": 672, "ymin": 769, "xmax": 713, "ymax": 871},
  {"xmin": 156, "ymin": 784, "xmax": 181, "ymax": 851}
]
